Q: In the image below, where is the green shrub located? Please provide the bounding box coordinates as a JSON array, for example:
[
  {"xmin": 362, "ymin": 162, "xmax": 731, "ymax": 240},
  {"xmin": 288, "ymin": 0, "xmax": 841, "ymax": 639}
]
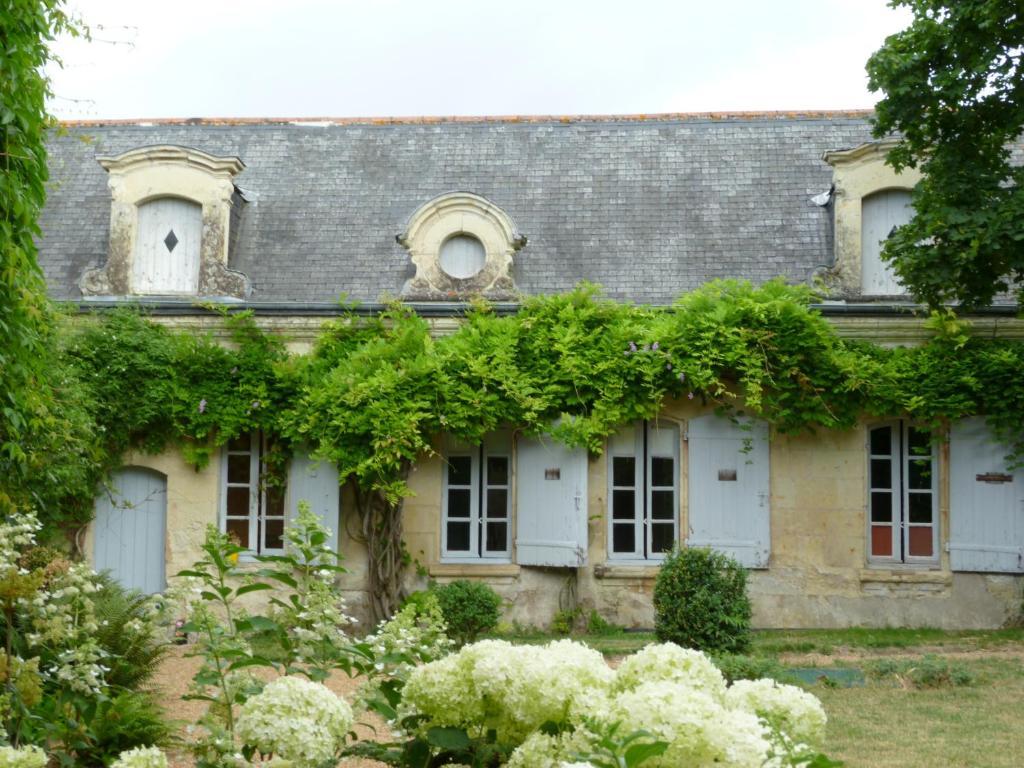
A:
[
  {"xmin": 75, "ymin": 690, "xmax": 176, "ymax": 766},
  {"xmin": 432, "ymin": 580, "xmax": 502, "ymax": 646},
  {"xmin": 91, "ymin": 574, "xmax": 169, "ymax": 690},
  {"xmin": 652, "ymin": 547, "xmax": 751, "ymax": 653},
  {"xmin": 586, "ymin": 610, "xmax": 624, "ymax": 637},
  {"xmin": 712, "ymin": 653, "xmax": 791, "ymax": 684}
]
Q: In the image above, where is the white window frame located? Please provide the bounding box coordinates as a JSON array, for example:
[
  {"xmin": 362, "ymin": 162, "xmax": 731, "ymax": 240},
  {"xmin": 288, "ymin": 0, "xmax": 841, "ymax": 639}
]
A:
[
  {"xmin": 607, "ymin": 420, "xmax": 680, "ymax": 562},
  {"xmin": 220, "ymin": 432, "xmax": 286, "ymax": 558},
  {"xmin": 441, "ymin": 435, "xmax": 512, "ymax": 562},
  {"xmin": 867, "ymin": 420, "xmax": 939, "ymax": 566}
]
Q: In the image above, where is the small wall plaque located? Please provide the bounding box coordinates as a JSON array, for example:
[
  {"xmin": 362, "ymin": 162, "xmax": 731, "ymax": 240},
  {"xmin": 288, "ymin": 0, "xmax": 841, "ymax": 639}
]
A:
[
  {"xmin": 718, "ymin": 469, "xmax": 738, "ymax": 481},
  {"xmin": 976, "ymin": 472, "xmax": 1013, "ymax": 484},
  {"xmin": 545, "ymin": 468, "xmax": 561, "ymax": 480}
]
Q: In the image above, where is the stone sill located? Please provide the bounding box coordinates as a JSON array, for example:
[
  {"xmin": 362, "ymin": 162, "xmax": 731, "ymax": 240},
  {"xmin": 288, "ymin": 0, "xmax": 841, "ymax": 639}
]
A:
[
  {"xmin": 593, "ymin": 564, "xmax": 660, "ymax": 580},
  {"xmin": 859, "ymin": 569, "xmax": 952, "ymax": 586},
  {"xmin": 429, "ymin": 563, "xmax": 521, "ymax": 578}
]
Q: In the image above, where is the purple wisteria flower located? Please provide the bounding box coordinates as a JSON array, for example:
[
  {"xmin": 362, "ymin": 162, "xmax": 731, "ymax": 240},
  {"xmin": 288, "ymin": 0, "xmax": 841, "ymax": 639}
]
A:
[
  {"xmin": 652, "ymin": 341, "xmax": 660, "ymax": 351},
  {"xmin": 251, "ymin": 400, "xmax": 261, "ymax": 409},
  {"xmin": 628, "ymin": 341, "xmax": 637, "ymax": 352},
  {"xmin": 666, "ymin": 363, "xmax": 673, "ymax": 371},
  {"xmin": 687, "ymin": 391, "xmax": 695, "ymax": 400},
  {"xmin": 678, "ymin": 372, "xmax": 686, "ymax": 382},
  {"xmin": 198, "ymin": 398, "xmax": 207, "ymax": 414}
]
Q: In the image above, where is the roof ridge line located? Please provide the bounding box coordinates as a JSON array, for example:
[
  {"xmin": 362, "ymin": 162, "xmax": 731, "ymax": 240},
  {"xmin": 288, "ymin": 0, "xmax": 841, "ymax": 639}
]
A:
[{"xmin": 58, "ymin": 109, "xmax": 876, "ymax": 128}]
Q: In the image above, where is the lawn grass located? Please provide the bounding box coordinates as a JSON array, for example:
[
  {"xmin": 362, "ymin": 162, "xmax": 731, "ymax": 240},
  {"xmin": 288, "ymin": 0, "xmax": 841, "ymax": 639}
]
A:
[{"xmin": 817, "ymin": 656, "xmax": 1024, "ymax": 768}]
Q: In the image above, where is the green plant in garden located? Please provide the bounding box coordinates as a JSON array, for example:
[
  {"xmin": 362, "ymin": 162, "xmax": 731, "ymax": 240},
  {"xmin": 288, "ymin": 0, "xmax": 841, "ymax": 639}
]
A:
[
  {"xmin": 653, "ymin": 547, "xmax": 752, "ymax": 654},
  {"xmin": 432, "ymin": 580, "xmax": 503, "ymax": 646}
]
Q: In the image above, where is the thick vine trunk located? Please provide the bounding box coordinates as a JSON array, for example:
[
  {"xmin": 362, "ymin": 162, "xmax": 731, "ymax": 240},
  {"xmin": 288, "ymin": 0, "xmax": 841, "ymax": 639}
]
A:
[{"xmin": 353, "ymin": 464, "xmax": 410, "ymax": 625}]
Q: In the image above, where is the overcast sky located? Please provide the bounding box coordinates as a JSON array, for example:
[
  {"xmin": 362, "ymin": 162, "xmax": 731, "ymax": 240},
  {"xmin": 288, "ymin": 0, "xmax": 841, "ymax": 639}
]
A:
[{"xmin": 46, "ymin": 0, "xmax": 912, "ymax": 121}]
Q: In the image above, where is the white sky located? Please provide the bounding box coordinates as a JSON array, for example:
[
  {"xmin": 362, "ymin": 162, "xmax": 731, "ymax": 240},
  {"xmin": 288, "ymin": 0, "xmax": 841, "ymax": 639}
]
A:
[{"xmin": 46, "ymin": 0, "xmax": 912, "ymax": 120}]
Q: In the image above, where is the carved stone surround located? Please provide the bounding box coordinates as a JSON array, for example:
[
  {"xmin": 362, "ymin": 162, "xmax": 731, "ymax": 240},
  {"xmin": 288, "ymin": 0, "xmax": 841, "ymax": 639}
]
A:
[
  {"xmin": 398, "ymin": 192, "xmax": 525, "ymax": 301},
  {"xmin": 81, "ymin": 145, "xmax": 251, "ymax": 298}
]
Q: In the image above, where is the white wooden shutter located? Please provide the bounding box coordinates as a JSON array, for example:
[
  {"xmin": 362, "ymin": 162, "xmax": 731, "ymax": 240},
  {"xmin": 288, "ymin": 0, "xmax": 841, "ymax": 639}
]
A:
[
  {"xmin": 286, "ymin": 451, "xmax": 341, "ymax": 554},
  {"xmin": 687, "ymin": 415, "xmax": 770, "ymax": 568},
  {"xmin": 861, "ymin": 190, "xmax": 912, "ymax": 295},
  {"xmin": 515, "ymin": 433, "xmax": 588, "ymax": 567},
  {"xmin": 133, "ymin": 198, "xmax": 201, "ymax": 294},
  {"xmin": 949, "ymin": 418, "xmax": 1024, "ymax": 573}
]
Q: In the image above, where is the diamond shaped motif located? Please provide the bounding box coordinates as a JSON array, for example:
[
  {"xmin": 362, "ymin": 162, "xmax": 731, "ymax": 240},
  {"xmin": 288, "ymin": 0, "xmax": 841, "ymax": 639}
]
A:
[{"xmin": 164, "ymin": 229, "xmax": 178, "ymax": 252}]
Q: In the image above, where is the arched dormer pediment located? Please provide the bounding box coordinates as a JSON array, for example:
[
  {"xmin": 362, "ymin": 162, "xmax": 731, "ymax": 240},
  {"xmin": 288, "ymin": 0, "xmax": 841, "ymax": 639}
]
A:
[
  {"xmin": 398, "ymin": 191, "xmax": 525, "ymax": 301},
  {"xmin": 81, "ymin": 145, "xmax": 250, "ymax": 299}
]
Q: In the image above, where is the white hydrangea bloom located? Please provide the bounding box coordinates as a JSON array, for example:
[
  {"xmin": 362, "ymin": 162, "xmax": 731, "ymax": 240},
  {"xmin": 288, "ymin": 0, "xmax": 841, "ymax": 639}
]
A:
[
  {"xmin": 0, "ymin": 745, "xmax": 48, "ymax": 768},
  {"xmin": 613, "ymin": 643, "xmax": 726, "ymax": 700},
  {"xmin": 599, "ymin": 680, "xmax": 771, "ymax": 768},
  {"xmin": 110, "ymin": 745, "xmax": 168, "ymax": 768},
  {"xmin": 235, "ymin": 676, "xmax": 353, "ymax": 767},
  {"xmin": 404, "ymin": 639, "xmax": 613, "ymax": 744},
  {"xmin": 725, "ymin": 679, "xmax": 827, "ymax": 746}
]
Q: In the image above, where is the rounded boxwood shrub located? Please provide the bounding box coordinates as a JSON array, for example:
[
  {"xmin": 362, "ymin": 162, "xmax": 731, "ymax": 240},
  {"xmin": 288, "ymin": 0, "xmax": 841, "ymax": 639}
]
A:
[
  {"xmin": 432, "ymin": 579, "xmax": 502, "ymax": 646},
  {"xmin": 653, "ymin": 547, "xmax": 752, "ymax": 653}
]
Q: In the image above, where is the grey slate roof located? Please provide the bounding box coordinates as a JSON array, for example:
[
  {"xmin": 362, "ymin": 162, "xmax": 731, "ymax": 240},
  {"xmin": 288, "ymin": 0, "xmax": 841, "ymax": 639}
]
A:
[{"xmin": 37, "ymin": 113, "xmax": 878, "ymax": 306}]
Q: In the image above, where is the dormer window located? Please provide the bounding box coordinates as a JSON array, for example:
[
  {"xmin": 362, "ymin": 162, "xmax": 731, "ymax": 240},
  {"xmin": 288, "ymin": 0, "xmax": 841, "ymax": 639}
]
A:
[
  {"xmin": 822, "ymin": 139, "xmax": 922, "ymax": 300},
  {"xmin": 133, "ymin": 198, "xmax": 202, "ymax": 294},
  {"xmin": 861, "ymin": 189, "xmax": 912, "ymax": 296},
  {"xmin": 80, "ymin": 145, "xmax": 251, "ymax": 299},
  {"xmin": 399, "ymin": 192, "xmax": 525, "ymax": 301}
]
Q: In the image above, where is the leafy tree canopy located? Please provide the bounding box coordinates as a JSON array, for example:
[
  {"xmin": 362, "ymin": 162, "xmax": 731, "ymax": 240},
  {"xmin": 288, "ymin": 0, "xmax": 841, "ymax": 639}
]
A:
[{"xmin": 867, "ymin": 0, "xmax": 1024, "ymax": 309}]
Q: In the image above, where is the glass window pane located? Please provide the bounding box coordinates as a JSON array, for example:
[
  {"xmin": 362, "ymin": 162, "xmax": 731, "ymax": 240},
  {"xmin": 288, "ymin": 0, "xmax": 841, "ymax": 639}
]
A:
[
  {"xmin": 613, "ymin": 456, "xmax": 636, "ymax": 487},
  {"xmin": 908, "ymin": 459, "xmax": 932, "ymax": 490},
  {"xmin": 612, "ymin": 489, "xmax": 636, "ymax": 520},
  {"xmin": 612, "ymin": 524, "xmax": 635, "ymax": 554},
  {"xmin": 651, "ymin": 490, "xmax": 674, "ymax": 520},
  {"xmin": 447, "ymin": 489, "xmax": 471, "ymax": 519},
  {"xmin": 265, "ymin": 485, "xmax": 284, "ymax": 517},
  {"xmin": 228, "ymin": 434, "xmax": 250, "ymax": 452},
  {"xmin": 486, "ymin": 489, "xmax": 508, "ymax": 519},
  {"xmin": 226, "ymin": 518, "xmax": 250, "ymax": 549},
  {"xmin": 447, "ymin": 456, "xmax": 472, "ymax": 486},
  {"xmin": 870, "ymin": 491, "xmax": 892, "ymax": 523},
  {"xmin": 264, "ymin": 518, "xmax": 284, "ymax": 551},
  {"xmin": 227, "ymin": 487, "xmax": 250, "ymax": 518},
  {"xmin": 870, "ymin": 426, "xmax": 892, "ymax": 456},
  {"xmin": 651, "ymin": 456, "xmax": 674, "ymax": 488},
  {"xmin": 485, "ymin": 522, "xmax": 508, "ymax": 552},
  {"xmin": 871, "ymin": 524, "xmax": 892, "ymax": 557},
  {"xmin": 651, "ymin": 523, "xmax": 675, "ymax": 554},
  {"xmin": 446, "ymin": 521, "xmax": 471, "ymax": 552},
  {"xmin": 487, "ymin": 456, "xmax": 508, "ymax": 486},
  {"xmin": 908, "ymin": 492, "xmax": 933, "ymax": 523},
  {"xmin": 908, "ymin": 525, "xmax": 933, "ymax": 557},
  {"xmin": 227, "ymin": 454, "xmax": 250, "ymax": 484},
  {"xmin": 870, "ymin": 458, "xmax": 892, "ymax": 489},
  {"xmin": 908, "ymin": 427, "xmax": 931, "ymax": 456}
]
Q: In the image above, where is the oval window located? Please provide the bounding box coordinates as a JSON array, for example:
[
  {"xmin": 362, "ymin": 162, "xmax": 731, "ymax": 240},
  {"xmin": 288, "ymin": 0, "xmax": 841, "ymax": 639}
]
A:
[{"xmin": 439, "ymin": 235, "xmax": 486, "ymax": 279}]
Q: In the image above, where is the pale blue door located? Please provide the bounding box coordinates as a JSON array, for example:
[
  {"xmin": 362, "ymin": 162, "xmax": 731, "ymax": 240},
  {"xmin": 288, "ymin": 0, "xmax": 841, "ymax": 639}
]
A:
[{"xmin": 94, "ymin": 467, "xmax": 167, "ymax": 593}]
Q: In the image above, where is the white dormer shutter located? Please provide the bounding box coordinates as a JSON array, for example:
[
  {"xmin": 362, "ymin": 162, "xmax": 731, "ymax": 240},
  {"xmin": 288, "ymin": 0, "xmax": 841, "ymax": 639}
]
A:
[
  {"xmin": 861, "ymin": 190, "xmax": 912, "ymax": 296},
  {"xmin": 133, "ymin": 198, "xmax": 202, "ymax": 294},
  {"xmin": 515, "ymin": 433, "xmax": 588, "ymax": 567},
  {"xmin": 949, "ymin": 418, "xmax": 1024, "ymax": 573},
  {"xmin": 687, "ymin": 415, "xmax": 770, "ymax": 568},
  {"xmin": 286, "ymin": 451, "xmax": 341, "ymax": 554}
]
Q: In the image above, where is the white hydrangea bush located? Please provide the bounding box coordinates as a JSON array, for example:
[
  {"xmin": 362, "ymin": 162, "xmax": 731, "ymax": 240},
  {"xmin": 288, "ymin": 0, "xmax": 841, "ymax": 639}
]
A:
[
  {"xmin": 403, "ymin": 641, "xmax": 829, "ymax": 768},
  {"xmin": 110, "ymin": 745, "xmax": 168, "ymax": 768},
  {"xmin": 725, "ymin": 678, "xmax": 828, "ymax": 746},
  {"xmin": 0, "ymin": 745, "xmax": 48, "ymax": 768},
  {"xmin": 403, "ymin": 639, "xmax": 613, "ymax": 742},
  {"xmin": 235, "ymin": 675, "xmax": 353, "ymax": 767}
]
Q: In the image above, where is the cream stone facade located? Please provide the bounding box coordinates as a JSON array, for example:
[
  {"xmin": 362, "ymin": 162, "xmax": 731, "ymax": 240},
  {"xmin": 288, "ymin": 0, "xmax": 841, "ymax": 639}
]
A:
[{"xmin": 41, "ymin": 114, "xmax": 1024, "ymax": 631}]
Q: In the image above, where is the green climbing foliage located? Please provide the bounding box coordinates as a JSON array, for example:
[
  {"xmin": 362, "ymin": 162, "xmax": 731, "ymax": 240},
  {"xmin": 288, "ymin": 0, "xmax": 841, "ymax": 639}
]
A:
[
  {"xmin": 11, "ymin": 279, "xmax": 1024, "ymax": 613},
  {"xmin": 0, "ymin": 0, "xmax": 79, "ymax": 515}
]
